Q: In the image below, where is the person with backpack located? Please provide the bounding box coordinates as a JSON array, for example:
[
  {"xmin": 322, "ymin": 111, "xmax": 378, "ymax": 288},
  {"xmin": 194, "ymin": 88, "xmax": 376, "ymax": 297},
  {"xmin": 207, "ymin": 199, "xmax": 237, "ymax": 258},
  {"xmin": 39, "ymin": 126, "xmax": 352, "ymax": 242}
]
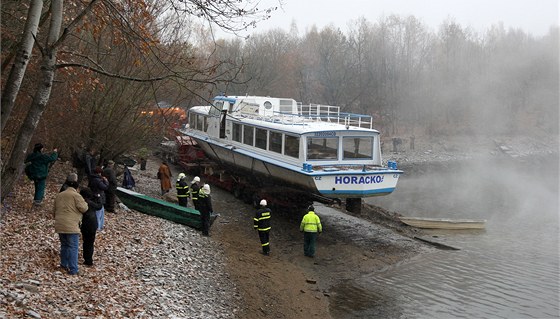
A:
[
  {"xmin": 88, "ymin": 166, "xmax": 108, "ymax": 231},
  {"xmin": 24, "ymin": 143, "xmax": 58, "ymax": 205}
]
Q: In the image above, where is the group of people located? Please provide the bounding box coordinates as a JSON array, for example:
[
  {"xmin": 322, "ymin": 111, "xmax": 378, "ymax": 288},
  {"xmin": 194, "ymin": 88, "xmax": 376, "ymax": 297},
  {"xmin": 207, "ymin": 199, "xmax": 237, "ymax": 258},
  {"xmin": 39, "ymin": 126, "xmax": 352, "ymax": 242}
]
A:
[
  {"xmin": 170, "ymin": 171, "xmax": 213, "ymax": 237},
  {"xmin": 26, "ymin": 142, "xmax": 322, "ymax": 274},
  {"xmin": 169, "ymin": 167, "xmax": 324, "ymax": 257},
  {"xmin": 253, "ymin": 201, "xmax": 323, "ymax": 258},
  {"xmin": 24, "ymin": 142, "xmax": 119, "ymax": 275}
]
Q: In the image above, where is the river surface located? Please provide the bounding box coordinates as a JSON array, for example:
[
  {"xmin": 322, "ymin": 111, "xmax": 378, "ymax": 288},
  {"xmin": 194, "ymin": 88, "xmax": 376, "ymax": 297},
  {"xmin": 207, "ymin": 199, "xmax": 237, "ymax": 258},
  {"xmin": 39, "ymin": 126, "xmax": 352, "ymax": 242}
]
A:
[{"xmin": 330, "ymin": 155, "xmax": 560, "ymax": 319}]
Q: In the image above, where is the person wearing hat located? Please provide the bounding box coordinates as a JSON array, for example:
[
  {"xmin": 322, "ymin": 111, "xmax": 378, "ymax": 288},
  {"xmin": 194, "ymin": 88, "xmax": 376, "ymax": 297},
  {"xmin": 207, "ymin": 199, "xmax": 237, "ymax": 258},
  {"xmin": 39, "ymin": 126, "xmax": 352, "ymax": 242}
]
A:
[
  {"xmin": 102, "ymin": 160, "xmax": 117, "ymax": 213},
  {"xmin": 24, "ymin": 143, "xmax": 58, "ymax": 205},
  {"xmin": 300, "ymin": 205, "xmax": 322, "ymax": 258},
  {"xmin": 190, "ymin": 176, "xmax": 201, "ymax": 210},
  {"xmin": 197, "ymin": 184, "xmax": 213, "ymax": 236},
  {"xmin": 53, "ymin": 173, "xmax": 88, "ymax": 275},
  {"xmin": 176, "ymin": 173, "xmax": 189, "ymax": 207},
  {"xmin": 254, "ymin": 199, "xmax": 272, "ymax": 256}
]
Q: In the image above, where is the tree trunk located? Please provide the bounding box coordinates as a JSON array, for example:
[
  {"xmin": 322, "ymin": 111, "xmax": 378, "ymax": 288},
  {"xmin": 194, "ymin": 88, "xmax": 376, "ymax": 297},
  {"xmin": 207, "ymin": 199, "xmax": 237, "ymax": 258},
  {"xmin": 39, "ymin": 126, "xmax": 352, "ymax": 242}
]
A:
[
  {"xmin": 1, "ymin": 0, "xmax": 44, "ymax": 132},
  {"xmin": 1, "ymin": 0, "xmax": 63, "ymax": 203}
]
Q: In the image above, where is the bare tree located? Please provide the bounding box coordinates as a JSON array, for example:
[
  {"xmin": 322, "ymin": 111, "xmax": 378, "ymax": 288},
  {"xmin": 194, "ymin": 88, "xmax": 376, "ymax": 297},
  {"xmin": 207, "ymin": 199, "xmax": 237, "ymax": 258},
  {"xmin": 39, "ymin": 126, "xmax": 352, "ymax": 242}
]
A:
[{"xmin": 0, "ymin": 0, "xmax": 279, "ymax": 202}]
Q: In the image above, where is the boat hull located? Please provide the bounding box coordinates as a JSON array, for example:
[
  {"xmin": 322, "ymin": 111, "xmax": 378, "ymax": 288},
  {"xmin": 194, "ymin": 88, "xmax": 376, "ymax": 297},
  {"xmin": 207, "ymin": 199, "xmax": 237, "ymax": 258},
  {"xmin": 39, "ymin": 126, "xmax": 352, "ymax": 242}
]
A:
[
  {"xmin": 191, "ymin": 136, "xmax": 400, "ymax": 199},
  {"xmin": 115, "ymin": 187, "xmax": 215, "ymax": 230}
]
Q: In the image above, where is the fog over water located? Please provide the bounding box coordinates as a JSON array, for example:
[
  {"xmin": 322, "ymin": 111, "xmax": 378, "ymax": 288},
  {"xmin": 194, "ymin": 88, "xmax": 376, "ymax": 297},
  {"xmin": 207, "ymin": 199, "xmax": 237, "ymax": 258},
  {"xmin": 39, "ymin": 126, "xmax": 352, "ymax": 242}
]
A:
[{"xmin": 331, "ymin": 155, "xmax": 559, "ymax": 318}]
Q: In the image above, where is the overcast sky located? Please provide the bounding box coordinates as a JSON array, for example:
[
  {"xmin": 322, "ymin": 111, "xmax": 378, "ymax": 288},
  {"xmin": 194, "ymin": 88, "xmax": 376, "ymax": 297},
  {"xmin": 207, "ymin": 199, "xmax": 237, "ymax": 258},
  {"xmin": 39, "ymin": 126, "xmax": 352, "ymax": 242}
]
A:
[{"xmin": 231, "ymin": 0, "xmax": 558, "ymax": 37}]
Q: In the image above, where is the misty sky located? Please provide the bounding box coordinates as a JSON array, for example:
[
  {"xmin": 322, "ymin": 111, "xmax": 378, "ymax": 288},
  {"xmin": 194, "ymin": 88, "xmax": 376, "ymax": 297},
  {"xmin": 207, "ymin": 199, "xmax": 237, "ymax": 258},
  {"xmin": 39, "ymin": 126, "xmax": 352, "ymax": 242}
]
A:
[{"xmin": 235, "ymin": 0, "xmax": 559, "ymax": 37}]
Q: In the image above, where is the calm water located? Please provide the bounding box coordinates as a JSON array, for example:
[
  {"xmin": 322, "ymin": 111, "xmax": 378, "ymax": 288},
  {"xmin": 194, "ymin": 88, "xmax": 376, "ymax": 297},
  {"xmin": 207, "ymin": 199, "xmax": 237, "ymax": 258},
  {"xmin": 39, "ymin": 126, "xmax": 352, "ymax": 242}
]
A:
[{"xmin": 330, "ymin": 155, "xmax": 560, "ymax": 318}]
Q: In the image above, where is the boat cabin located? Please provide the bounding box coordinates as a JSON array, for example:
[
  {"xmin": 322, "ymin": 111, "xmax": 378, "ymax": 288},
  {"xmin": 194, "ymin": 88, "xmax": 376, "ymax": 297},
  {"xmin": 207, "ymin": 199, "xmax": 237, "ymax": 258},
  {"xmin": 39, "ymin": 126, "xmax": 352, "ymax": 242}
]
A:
[{"xmin": 187, "ymin": 96, "xmax": 383, "ymax": 169}]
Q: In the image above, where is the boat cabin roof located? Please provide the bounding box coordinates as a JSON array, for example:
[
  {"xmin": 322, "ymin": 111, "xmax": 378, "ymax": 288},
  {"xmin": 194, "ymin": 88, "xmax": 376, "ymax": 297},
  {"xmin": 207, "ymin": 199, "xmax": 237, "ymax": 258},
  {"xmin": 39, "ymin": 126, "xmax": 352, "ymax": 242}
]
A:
[{"xmin": 207, "ymin": 95, "xmax": 376, "ymax": 134}]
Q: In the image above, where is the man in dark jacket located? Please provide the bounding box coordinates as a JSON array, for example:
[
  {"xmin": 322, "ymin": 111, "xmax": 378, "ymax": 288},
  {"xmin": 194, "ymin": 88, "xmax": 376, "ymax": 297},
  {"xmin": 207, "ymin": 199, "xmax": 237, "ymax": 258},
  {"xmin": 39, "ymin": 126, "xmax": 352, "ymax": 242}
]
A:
[
  {"xmin": 24, "ymin": 143, "xmax": 58, "ymax": 205},
  {"xmin": 175, "ymin": 173, "xmax": 189, "ymax": 207},
  {"xmin": 88, "ymin": 166, "xmax": 108, "ymax": 231},
  {"xmin": 79, "ymin": 187, "xmax": 102, "ymax": 266},
  {"xmin": 197, "ymin": 184, "xmax": 213, "ymax": 236},
  {"xmin": 190, "ymin": 176, "xmax": 201, "ymax": 210},
  {"xmin": 102, "ymin": 160, "xmax": 117, "ymax": 213},
  {"xmin": 254, "ymin": 199, "xmax": 272, "ymax": 256}
]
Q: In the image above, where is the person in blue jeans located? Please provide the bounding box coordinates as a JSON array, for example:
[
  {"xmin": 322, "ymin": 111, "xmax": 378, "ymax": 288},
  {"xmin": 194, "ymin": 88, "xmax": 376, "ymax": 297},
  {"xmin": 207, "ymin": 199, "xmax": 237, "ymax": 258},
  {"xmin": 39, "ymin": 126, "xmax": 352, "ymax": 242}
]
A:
[
  {"xmin": 54, "ymin": 173, "xmax": 88, "ymax": 275},
  {"xmin": 24, "ymin": 143, "xmax": 58, "ymax": 205}
]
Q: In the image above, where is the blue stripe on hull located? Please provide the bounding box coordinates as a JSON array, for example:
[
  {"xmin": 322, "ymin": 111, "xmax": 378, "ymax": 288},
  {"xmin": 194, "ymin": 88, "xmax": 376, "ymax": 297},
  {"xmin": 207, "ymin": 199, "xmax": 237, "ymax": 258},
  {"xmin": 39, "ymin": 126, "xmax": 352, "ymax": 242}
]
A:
[{"xmin": 318, "ymin": 187, "xmax": 396, "ymax": 196}]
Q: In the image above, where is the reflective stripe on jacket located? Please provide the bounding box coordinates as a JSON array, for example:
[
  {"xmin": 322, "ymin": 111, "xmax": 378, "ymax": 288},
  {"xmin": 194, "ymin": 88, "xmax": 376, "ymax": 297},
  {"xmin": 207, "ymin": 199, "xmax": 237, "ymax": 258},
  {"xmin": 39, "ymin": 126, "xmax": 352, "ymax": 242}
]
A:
[
  {"xmin": 176, "ymin": 180, "xmax": 189, "ymax": 198},
  {"xmin": 254, "ymin": 207, "xmax": 271, "ymax": 231},
  {"xmin": 300, "ymin": 211, "xmax": 322, "ymax": 233}
]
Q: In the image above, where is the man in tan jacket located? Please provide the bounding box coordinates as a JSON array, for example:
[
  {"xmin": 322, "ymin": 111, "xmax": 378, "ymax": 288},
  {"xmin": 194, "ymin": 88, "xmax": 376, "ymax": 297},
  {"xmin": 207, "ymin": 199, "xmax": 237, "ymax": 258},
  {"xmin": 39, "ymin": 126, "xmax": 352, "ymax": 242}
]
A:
[{"xmin": 54, "ymin": 173, "xmax": 88, "ymax": 275}]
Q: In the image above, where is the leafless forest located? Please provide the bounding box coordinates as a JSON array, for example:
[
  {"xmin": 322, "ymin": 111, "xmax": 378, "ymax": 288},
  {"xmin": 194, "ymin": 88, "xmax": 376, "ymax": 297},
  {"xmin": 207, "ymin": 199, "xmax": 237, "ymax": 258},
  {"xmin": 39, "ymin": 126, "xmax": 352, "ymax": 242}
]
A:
[{"xmin": 1, "ymin": 1, "xmax": 558, "ymax": 200}]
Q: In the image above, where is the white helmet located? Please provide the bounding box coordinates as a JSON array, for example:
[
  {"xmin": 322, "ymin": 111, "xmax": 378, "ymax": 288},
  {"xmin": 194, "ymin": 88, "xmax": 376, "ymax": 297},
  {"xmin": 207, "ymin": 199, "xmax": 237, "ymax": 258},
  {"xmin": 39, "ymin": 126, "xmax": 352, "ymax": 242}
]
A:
[
  {"xmin": 192, "ymin": 176, "xmax": 200, "ymax": 183},
  {"xmin": 260, "ymin": 199, "xmax": 267, "ymax": 206},
  {"xmin": 202, "ymin": 184, "xmax": 210, "ymax": 194},
  {"xmin": 177, "ymin": 173, "xmax": 186, "ymax": 181}
]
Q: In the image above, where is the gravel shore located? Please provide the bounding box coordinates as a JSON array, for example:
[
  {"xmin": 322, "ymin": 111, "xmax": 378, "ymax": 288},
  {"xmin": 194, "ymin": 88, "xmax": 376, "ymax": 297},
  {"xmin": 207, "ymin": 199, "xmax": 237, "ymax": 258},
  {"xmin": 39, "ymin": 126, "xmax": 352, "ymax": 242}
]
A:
[{"xmin": 0, "ymin": 158, "xmax": 241, "ymax": 318}]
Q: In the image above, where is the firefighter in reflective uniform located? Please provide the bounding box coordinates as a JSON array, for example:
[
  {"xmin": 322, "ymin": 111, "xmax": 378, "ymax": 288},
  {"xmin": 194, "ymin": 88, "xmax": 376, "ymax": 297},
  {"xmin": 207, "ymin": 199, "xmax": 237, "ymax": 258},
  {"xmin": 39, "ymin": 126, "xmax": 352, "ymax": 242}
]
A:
[
  {"xmin": 176, "ymin": 173, "xmax": 189, "ymax": 207},
  {"xmin": 190, "ymin": 176, "xmax": 201, "ymax": 210},
  {"xmin": 300, "ymin": 205, "xmax": 322, "ymax": 257},
  {"xmin": 254, "ymin": 199, "xmax": 271, "ymax": 256},
  {"xmin": 197, "ymin": 184, "xmax": 213, "ymax": 236}
]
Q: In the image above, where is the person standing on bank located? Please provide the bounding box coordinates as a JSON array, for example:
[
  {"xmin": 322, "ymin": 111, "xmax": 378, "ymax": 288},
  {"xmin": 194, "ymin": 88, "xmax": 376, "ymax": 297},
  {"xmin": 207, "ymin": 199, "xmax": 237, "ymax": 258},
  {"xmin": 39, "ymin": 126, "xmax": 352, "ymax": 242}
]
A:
[
  {"xmin": 102, "ymin": 160, "xmax": 117, "ymax": 213},
  {"xmin": 176, "ymin": 173, "xmax": 189, "ymax": 207},
  {"xmin": 53, "ymin": 173, "xmax": 88, "ymax": 275},
  {"xmin": 24, "ymin": 143, "xmax": 58, "ymax": 205},
  {"xmin": 254, "ymin": 199, "xmax": 272, "ymax": 256},
  {"xmin": 158, "ymin": 161, "xmax": 172, "ymax": 196},
  {"xmin": 197, "ymin": 184, "xmax": 213, "ymax": 236},
  {"xmin": 190, "ymin": 176, "xmax": 201, "ymax": 210},
  {"xmin": 300, "ymin": 205, "xmax": 322, "ymax": 258},
  {"xmin": 88, "ymin": 166, "xmax": 108, "ymax": 231},
  {"xmin": 79, "ymin": 187, "xmax": 102, "ymax": 266}
]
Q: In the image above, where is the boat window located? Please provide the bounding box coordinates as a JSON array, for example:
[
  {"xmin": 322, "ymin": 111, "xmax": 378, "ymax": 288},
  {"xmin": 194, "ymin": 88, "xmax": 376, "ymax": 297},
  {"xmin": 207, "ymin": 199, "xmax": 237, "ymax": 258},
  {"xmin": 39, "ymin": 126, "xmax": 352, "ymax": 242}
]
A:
[
  {"xmin": 189, "ymin": 113, "xmax": 196, "ymax": 130},
  {"xmin": 232, "ymin": 123, "xmax": 241, "ymax": 142},
  {"xmin": 285, "ymin": 135, "xmax": 300, "ymax": 158},
  {"xmin": 343, "ymin": 137, "xmax": 373, "ymax": 160},
  {"xmin": 270, "ymin": 131, "xmax": 282, "ymax": 154},
  {"xmin": 264, "ymin": 101, "xmax": 272, "ymax": 110},
  {"xmin": 307, "ymin": 137, "xmax": 338, "ymax": 160},
  {"xmin": 243, "ymin": 125, "xmax": 254, "ymax": 146},
  {"xmin": 255, "ymin": 128, "xmax": 267, "ymax": 150},
  {"xmin": 196, "ymin": 114, "xmax": 204, "ymax": 131},
  {"xmin": 203, "ymin": 116, "xmax": 208, "ymax": 132}
]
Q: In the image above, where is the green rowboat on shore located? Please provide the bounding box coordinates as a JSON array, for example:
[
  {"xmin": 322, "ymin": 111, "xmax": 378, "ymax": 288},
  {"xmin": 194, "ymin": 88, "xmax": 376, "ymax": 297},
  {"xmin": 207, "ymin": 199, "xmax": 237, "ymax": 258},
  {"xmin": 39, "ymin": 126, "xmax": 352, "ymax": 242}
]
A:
[{"xmin": 115, "ymin": 187, "xmax": 216, "ymax": 230}]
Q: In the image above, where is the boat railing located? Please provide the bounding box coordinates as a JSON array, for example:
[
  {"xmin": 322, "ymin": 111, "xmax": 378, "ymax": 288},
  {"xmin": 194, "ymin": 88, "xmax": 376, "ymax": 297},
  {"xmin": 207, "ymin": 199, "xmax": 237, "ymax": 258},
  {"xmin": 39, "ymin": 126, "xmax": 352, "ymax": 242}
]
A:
[
  {"xmin": 299, "ymin": 104, "xmax": 373, "ymax": 129},
  {"xmin": 234, "ymin": 104, "xmax": 373, "ymax": 129}
]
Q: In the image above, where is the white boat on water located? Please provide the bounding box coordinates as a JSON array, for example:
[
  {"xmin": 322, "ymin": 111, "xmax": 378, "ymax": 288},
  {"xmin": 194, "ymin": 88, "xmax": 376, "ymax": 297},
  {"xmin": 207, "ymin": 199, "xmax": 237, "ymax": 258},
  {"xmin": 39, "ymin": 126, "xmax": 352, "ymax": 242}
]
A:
[{"xmin": 179, "ymin": 95, "xmax": 402, "ymax": 208}]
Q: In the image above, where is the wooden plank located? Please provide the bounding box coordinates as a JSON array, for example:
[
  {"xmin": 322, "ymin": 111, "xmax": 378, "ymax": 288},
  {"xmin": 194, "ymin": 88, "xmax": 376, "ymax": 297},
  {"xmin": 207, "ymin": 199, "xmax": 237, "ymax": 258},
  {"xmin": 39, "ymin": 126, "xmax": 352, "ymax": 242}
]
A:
[{"xmin": 399, "ymin": 216, "xmax": 486, "ymax": 230}]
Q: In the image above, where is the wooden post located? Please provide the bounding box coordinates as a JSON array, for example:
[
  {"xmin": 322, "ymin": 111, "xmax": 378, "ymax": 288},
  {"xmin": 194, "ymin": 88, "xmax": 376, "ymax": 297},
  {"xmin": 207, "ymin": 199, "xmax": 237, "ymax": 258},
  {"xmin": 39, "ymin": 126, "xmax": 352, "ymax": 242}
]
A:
[{"xmin": 346, "ymin": 198, "xmax": 362, "ymax": 214}]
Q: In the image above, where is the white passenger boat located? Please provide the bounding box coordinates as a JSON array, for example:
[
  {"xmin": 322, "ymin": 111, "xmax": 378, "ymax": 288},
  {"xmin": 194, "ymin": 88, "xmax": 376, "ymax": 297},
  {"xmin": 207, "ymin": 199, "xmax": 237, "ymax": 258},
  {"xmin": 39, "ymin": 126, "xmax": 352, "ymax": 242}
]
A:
[{"xmin": 179, "ymin": 95, "xmax": 402, "ymax": 208}]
